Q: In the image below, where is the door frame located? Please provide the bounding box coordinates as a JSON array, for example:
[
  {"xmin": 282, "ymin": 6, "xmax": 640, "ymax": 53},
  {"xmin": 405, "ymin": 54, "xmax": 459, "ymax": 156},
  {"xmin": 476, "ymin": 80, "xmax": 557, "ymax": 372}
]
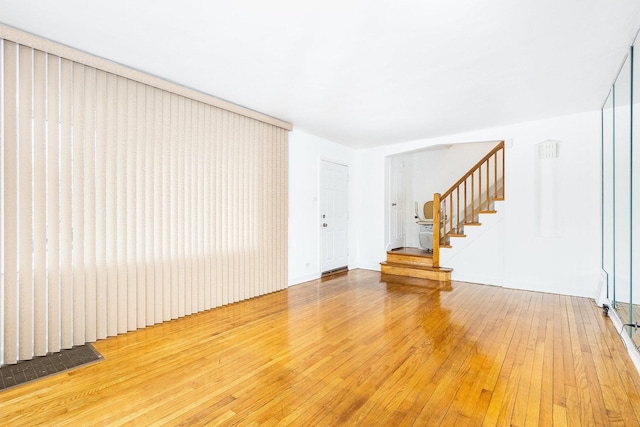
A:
[
  {"xmin": 319, "ymin": 159, "xmax": 349, "ymax": 274},
  {"xmin": 385, "ymin": 155, "xmax": 406, "ymax": 251}
]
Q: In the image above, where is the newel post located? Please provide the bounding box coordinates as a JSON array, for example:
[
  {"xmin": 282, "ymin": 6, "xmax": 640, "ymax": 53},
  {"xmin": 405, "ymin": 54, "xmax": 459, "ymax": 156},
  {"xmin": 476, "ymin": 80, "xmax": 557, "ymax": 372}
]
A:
[{"xmin": 432, "ymin": 193, "xmax": 441, "ymax": 268}]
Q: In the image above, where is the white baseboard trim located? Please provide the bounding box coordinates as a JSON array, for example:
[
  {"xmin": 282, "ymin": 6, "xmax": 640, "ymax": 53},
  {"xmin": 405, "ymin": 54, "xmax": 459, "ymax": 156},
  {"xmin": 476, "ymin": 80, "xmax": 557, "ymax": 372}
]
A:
[
  {"xmin": 354, "ymin": 263, "xmax": 382, "ymax": 272},
  {"xmin": 606, "ymin": 303, "xmax": 640, "ymax": 376}
]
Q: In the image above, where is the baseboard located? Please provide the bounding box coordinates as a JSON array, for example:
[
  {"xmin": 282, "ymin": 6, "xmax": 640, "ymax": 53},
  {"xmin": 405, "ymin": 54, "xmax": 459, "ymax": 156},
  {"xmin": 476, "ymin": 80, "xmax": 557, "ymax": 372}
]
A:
[
  {"xmin": 353, "ymin": 263, "xmax": 382, "ymax": 272},
  {"xmin": 503, "ymin": 279, "xmax": 596, "ymax": 299},
  {"xmin": 607, "ymin": 303, "xmax": 640, "ymax": 376}
]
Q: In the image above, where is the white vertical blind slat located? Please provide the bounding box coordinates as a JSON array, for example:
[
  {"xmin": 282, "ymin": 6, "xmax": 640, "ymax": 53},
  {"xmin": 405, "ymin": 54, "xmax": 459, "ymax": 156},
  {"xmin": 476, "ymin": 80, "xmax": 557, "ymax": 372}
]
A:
[
  {"xmin": 144, "ymin": 85, "xmax": 155, "ymax": 326},
  {"xmin": 126, "ymin": 79, "xmax": 137, "ymax": 331},
  {"xmin": 116, "ymin": 76, "xmax": 127, "ymax": 334},
  {"xmin": 170, "ymin": 93, "xmax": 178, "ymax": 319},
  {"xmin": 71, "ymin": 61, "xmax": 85, "ymax": 346},
  {"xmin": 247, "ymin": 119, "xmax": 255, "ymax": 298},
  {"xmin": 208, "ymin": 107, "xmax": 217, "ymax": 309},
  {"xmin": 237, "ymin": 116, "xmax": 243, "ymax": 299},
  {"xmin": 59, "ymin": 58, "xmax": 73, "ymax": 350},
  {"xmin": 95, "ymin": 70, "xmax": 107, "ymax": 340},
  {"xmin": 203, "ymin": 105, "xmax": 212, "ymax": 310},
  {"xmin": 184, "ymin": 99, "xmax": 193, "ymax": 314},
  {"xmin": 3, "ymin": 41, "xmax": 18, "ymax": 365},
  {"xmin": 214, "ymin": 108, "xmax": 223, "ymax": 307},
  {"xmin": 221, "ymin": 110, "xmax": 229, "ymax": 305},
  {"xmin": 84, "ymin": 66, "xmax": 97, "ymax": 343},
  {"xmin": 266, "ymin": 124, "xmax": 274, "ymax": 293},
  {"xmin": 177, "ymin": 96, "xmax": 186, "ymax": 317},
  {"xmin": 255, "ymin": 122, "xmax": 262, "ymax": 294},
  {"xmin": 105, "ymin": 72, "xmax": 118, "ymax": 337},
  {"xmin": 161, "ymin": 91, "xmax": 171, "ymax": 322},
  {"xmin": 264, "ymin": 122, "xmax": 271, "ymax": 295},
  {"xmin": 190, "ymin": 100, "xmax": 198, "ymax": 310},
  {"xmin": 255, "ymin": 121, "xmax": 262, "ymax": 297},
  {"xmin": 229, "ymin": 112, "xmax": 237, "ymax": 303},
  {"xmin": 152, "ymin": 88, "xmax": 162, "ymax": 324},
  {"xmin": 197, "ymin": 102, "xmax": 205, "ymax": 312},
  {"xmin": 242, "ymin": 117, "xmax": 249, "ymax": 298},
  {"xmin": 245, "ymin": 117, "xmax": 252, "ymax": 298},
  {"xmin": 46, "ymin": 53, "xmax": 61, "ymax": 353},
  {"xmin": 248, "ymin": 118, "xmax": 255, "ymax": 297},
  {"xmin": 135, "ymin": 82, "xmax": 146, "ymax": 329},
  {"xmin": 18, "ymin": 45, "xmax": 34, "ymax": 361},
  {"xmin": 33, "ymin": 49, "xmax": 47, "ymax": 356}
]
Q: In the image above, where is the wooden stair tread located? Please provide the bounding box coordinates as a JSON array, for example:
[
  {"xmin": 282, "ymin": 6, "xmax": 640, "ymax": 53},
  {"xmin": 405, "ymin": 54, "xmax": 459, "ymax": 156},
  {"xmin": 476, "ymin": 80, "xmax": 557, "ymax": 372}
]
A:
[
  {"xmin": 477, "ymin": 210, "xmax": 497, "ymax": 214},
  {"xmin": 380, "ymin": 261, "xmax": 452, "ymax": 282},
  {"xmin": 380, "ymin": 261, "xmax": 452, "ymax": 272},
  {"xmin": 463, "ymin": 222, "xmax": 481, "ymax": 226},
  {"xmin": 386, "ymin": 248, "xmax": 434, "ymax": 267},
  {"xmin": 380, "ymin": 273, "xmax": 452, "ymax": 289},
  {"xmin": 447, "ymin": 233, "xmax": 466, "ymax": 238},
  {"xmin": 387, "ymin": 248, "xmax": 433, "ymax": 258}
]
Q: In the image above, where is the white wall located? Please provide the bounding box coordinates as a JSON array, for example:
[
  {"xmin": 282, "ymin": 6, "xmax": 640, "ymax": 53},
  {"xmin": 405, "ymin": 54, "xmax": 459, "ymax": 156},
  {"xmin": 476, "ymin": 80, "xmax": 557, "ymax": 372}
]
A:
[
  {"xmin": 411, "ymin": 141, "xmax": 500, "ymax": 205},
  {"xmin": 288, "ymin": 129, "xmax": 358, "ymax": 285},
  {"xmin": 353, "ymin": 111, "xmax": 602, "ymax": 298}
]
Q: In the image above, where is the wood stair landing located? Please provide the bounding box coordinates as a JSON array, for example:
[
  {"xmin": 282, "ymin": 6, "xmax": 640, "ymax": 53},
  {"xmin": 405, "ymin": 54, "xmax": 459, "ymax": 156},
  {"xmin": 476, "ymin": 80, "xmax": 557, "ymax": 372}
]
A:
[{"xmin": 380, "ymin": 248, "xmax": 452, "ymax": 282}]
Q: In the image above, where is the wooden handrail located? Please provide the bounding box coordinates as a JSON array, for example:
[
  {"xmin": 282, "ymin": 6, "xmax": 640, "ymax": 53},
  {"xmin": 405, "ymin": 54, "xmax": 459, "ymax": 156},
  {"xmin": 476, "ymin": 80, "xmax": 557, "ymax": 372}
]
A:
[
  {"xmin": 441, "ymin": 141, "xmax": 505, "ymax": 199},
  {"xmin": 432, "ymin": 140, "xmax": 505, "ymax": 257}
]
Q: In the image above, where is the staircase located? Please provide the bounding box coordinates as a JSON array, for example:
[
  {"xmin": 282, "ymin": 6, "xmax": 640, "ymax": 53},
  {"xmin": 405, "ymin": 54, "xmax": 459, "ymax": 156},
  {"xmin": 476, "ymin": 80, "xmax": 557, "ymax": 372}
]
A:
[
  {"xmin": 380, "ymin": 248, "xmax": 452, "ymax": 282},
  {"xmin": 381, "ymin": 140, "xmax": 505, "ymax": 285}
]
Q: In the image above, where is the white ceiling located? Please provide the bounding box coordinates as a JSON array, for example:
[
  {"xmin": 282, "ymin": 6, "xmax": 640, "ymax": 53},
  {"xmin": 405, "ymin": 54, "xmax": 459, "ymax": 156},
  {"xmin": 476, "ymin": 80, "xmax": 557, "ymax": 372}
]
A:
[{"xmin": 1, "ymin": 0, "xmax": 639, "ymax": 148}]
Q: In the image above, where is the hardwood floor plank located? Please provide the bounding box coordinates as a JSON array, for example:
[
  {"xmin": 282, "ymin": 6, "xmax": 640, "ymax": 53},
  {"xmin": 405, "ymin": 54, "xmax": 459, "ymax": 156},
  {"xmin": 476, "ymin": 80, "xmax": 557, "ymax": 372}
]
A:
[
  {"xmin": 482, "ymin": 290, "xmax": 532, "ymax": 426},
  {"xmin": 2, "ymin": 269, "xmax": 640, "ymax": 426},
  {"xmin": 539, "ymin": 317, "xmax": 555, "ymax": 425}
]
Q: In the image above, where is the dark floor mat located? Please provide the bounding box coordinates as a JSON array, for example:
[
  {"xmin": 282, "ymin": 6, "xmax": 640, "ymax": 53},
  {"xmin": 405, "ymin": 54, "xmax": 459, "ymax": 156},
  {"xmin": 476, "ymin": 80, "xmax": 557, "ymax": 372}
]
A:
[{"xmin": 0, "ymin": 344, "xmax": 103, "ymax": 391}]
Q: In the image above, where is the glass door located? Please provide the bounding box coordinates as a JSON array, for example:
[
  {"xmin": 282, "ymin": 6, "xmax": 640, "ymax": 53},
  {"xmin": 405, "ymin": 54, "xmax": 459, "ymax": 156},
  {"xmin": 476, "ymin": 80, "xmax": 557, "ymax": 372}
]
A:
[
  {"xmin": 632, "ymin": 36, "xmax": 640, "ymax": 343},
  {"xmin": 603, "ymin": 38, "xmax": 640, "ymax": 350},
  {"xmin": 613, "ymin": 54, "xmax": 632, "ymax": 324}
]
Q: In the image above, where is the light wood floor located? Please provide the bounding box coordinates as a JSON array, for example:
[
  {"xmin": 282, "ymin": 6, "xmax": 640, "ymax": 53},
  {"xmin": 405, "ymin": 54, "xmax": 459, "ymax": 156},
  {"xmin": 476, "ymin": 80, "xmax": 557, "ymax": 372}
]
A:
[{"xmin": 3, "ymin": 269, "xmax": 640, "ymax": 426}]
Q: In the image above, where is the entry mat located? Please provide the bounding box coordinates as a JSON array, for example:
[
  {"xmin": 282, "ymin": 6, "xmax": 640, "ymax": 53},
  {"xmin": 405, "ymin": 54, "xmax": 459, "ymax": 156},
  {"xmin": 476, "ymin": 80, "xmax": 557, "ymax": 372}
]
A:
[{"xmin": 0, "ymin": 344, "xmax": 103, "ymax": 391}]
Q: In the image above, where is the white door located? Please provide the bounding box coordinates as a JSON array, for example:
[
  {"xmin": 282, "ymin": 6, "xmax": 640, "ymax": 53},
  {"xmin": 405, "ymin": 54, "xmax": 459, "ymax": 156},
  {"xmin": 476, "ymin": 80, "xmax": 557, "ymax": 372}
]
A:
[
  {"xmin": 320, "ymin": 161, "xmax": 349, "ymax": 273},
  {"xmin": 388, "ymin": 156, "xmax": 405, "ymax": 249}
]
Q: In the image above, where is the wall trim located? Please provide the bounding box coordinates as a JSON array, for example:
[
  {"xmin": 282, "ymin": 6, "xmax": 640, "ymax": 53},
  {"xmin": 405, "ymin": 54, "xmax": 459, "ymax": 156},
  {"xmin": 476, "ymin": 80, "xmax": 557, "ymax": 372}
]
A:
[{"xmin": 607, "ymin": 303, "xmax": 640, "ymax": 375}]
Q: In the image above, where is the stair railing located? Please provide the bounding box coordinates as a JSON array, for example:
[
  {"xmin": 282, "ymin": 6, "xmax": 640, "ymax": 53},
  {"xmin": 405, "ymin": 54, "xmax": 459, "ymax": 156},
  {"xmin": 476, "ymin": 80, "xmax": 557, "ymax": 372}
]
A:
[{"xmin": 432, "ymin": 141, "xmax": 505, "ymax": 268}]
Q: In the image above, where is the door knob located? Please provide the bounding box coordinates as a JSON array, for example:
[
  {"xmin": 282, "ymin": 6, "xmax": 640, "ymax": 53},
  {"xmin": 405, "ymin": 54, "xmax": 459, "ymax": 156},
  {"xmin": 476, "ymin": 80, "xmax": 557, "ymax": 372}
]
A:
[{"xmin": 322, "ymin": 223, "xmax": 328, "ymax": 227}]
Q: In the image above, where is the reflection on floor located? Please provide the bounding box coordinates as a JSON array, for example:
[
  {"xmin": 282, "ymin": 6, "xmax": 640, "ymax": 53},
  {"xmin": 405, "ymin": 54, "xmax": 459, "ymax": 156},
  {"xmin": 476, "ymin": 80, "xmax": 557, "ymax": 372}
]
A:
[{"xmin": 614, "ymin": 302, "xmax": 640, "ymax": 349}]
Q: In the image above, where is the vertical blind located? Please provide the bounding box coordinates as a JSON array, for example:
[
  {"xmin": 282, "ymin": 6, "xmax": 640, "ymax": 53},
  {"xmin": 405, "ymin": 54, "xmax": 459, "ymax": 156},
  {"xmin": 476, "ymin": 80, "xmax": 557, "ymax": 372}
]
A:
[{"xmin": 0, "ymin": 37, "xmax": 289, "ymax": 366}]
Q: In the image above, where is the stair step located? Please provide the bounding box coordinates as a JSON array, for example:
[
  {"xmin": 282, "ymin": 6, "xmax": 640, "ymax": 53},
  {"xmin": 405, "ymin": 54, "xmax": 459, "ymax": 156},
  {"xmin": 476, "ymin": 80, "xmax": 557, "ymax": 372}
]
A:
[
  {"xmin": 386, "ymin": 251, "xmax": 433, "ymax": 266},
  {"xmin": 381, "ymin": 273, "xmax": 452, "ymax": 290},
  {"xmin": 447, "ymin": 233, "xmax": 466, "ymax": 238},
  {"xmin": 380, "ymin": 261, "xmax": 452, "ymax": 281},
  {"xmin": 463, "ymin": 222, "xmax": 481, "ymax": 226},
  {"xmin": 381, "ymin": 261, "xmax": 451, "ymax": 272},
  {"xmin": 478, "ymin": 210, "xmax": 497, "ymax": 214}
]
